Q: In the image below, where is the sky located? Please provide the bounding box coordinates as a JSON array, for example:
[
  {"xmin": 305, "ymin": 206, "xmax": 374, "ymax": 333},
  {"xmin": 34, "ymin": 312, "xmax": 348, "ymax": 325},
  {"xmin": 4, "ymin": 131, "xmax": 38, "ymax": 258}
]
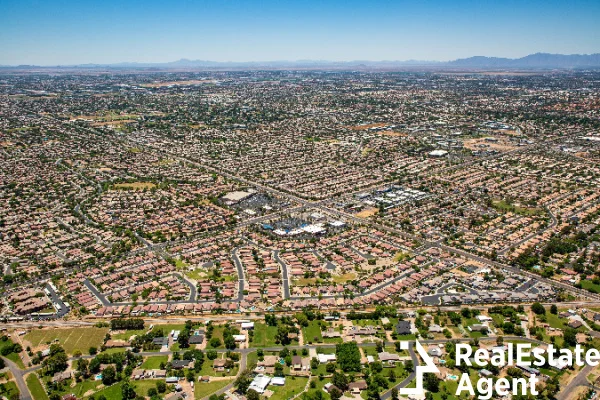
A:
[{"xmin": 1, "ymin": 0, "xmax": 599, "ymax": 65}]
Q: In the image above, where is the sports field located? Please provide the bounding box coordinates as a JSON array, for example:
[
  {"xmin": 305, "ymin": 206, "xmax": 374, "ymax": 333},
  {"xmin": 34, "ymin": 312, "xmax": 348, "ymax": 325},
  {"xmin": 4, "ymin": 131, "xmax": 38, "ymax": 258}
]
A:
[{"xmin": 24, "ymin": 327, "xmax": 109, "ymax": 355}]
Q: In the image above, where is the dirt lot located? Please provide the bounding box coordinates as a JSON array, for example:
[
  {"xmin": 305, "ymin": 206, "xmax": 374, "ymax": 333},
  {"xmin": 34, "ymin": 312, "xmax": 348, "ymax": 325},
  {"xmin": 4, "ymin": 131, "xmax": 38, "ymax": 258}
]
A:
[
  {"xmin": 141, "ymin": 79, "xmax": 216, "ymax": 87},
  {"xmin": 355, "ymin": 207, "xmax": 379, "ymax": 218},
  {"xmin": 463, "ymin": 137, "xmax": 517, "ymax": 152}
]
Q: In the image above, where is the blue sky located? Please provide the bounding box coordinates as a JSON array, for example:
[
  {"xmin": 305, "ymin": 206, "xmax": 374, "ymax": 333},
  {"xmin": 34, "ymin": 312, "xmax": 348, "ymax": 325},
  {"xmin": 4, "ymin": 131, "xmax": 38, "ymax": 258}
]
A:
[{"xmin": 1, "ymin": 0, "xmax": 599, "ymax": 65}]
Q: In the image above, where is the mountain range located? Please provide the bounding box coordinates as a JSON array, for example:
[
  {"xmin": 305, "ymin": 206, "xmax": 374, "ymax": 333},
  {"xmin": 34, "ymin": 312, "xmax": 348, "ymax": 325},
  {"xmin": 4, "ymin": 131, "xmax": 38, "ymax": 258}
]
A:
[{"xmin": 2, "ymin": 53, "xmax": 600, "ymax": 70}]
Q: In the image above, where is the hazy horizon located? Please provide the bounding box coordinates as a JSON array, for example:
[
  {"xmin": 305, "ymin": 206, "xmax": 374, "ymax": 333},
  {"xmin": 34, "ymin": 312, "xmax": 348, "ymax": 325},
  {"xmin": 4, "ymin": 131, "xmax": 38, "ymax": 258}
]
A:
[{"xmin": 2, "ymin": 0, "xmax": 600, "ymax": 66}]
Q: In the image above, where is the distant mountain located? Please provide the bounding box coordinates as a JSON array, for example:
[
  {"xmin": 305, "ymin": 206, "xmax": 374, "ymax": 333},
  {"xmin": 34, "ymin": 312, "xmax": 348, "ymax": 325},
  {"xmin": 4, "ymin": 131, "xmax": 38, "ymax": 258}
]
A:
[
  {"xmin": 450, "ymin": 53, "xmax": 600, "ymax": 68},
  {"xmin": 2, "ymin": 53, "xmax": 600, "ymax": 70}
]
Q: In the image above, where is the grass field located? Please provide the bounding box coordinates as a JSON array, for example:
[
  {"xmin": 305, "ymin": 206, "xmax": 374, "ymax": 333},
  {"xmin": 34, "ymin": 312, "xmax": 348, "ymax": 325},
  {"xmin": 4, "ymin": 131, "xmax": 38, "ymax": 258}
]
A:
[
  {"xmin": 491, "ymin": 199, "xmax": 542, "ymax": 216},
  {"xmin": 302, "ymin": 321, "xmax": 323, "ymax": 343},
  {"xmin": 195, "ymin": 378, "xmax": 233, "ymax": 399},
  {"xmin": 0, "ymin": 381, "xmax": 19, "ymax": 399},
  {"xmin": 141, "ymin": 355, "xmax": 168, "ymax": 369},
  {"xmin": 269, "ymin": 377, "xmax": 308, "ymax": 400},
  {"xmin": 581, "ymin": 280, "xmax": 600, "ymax": 293},
  {"xmin": 0, "ymin": 337, "xmax": 26, "ymax": 369},
  {"xmin": 84, "ymin": 382, "xmax": 123, "ymax": 399},
  {"xmin": 251, "ymin": 323, "xmax": 278, "ymax": 347},
  {"xmin": 24, "ymin": 327, "xmax": 109, "ymax": 355},
  {"xmin": 26, "ymin": 373, "xmax": 49, "ymax": 400},
  {"xmin": 111, "ymin": 328, "xmax": 147, "ymax": 341}
]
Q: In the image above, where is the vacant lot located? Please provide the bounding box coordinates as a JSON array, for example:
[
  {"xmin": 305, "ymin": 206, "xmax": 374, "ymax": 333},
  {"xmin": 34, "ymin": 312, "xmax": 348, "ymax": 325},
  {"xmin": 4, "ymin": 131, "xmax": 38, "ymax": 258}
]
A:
[
  {"xmin": 251, "ymin": 323, "xmax": 278, "ymax": 347},
  {"xmin": 24, "ymin": 327, "xmax": 108, "ymax": 355},
  {"xmin": 194, "ymin": 378, "xmax": 233, "ymax": 399},
  {"xmin": 355, "ymin": 207, "xmax": 378, "ymax": 218},
  {"xmin": 141, "ymin": 355, "xmax": 168, "ymax": 369},
  {"xmin": 302, "ymin": 321, "xmax": 323, "ymax": 343}
]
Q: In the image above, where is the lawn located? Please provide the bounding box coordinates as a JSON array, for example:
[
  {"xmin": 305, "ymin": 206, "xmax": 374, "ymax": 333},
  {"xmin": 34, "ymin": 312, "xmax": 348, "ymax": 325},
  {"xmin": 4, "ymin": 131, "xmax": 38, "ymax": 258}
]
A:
[
  {"xmin": 24, "ymin": 327, "xmax": 109, "ymax": 355},
  {"xmin": 0, "ymin": 338, "xmax": 26, "ymax": 369},
  {"xmin": 491, "ymin": 199, "xmax": 542, "ymax": 216},
  {"xmin": 581, "ymin": 280, "xmax": 600, "ymax": 293},
  {"xmin": 302, "ymin": 321, "xmax": 323, "ymax": 344},
  {"xmin": 199, "ymin": 356, "xmax": 239, "ymax": 377},
  {"xmin": 26, "ymin": 373, "xmax": 50, "ymax": 400},
  {"xmin": 111, "ymin": 328, "xmax": 147, "ymax": 341},
  {"xmin": 84, "ymin": 382, "xmax": 123, "ymax": 399},
  {"xmin": 151, "ymin": 324, "xmax": 186, "ymax": 335},
  {"xmin": 141, "ymin": 355, "xmax": 169, "ymax": 369},
  {"xmin": 58, "ymin": 379, "xmax": 102, "ymax": 398},
  {"xmin": 194, "ymin": 378, "xmax": 234, "ymax": 399},
  {"xmin": 269, "ymin": 377, "xmax": 308, "ymax": 400},
  {"xmin": 542, "ymin": 313, "xmax": 568, "ymax": 330},
  {"xmin": 0, "ymin": 381, "xmax": 19, "ymax": 399},
  {"xmin": 132, "ymin": 380, "xmax": 172, "ymax": 397},
  {"xmin": 252, "ymin": 323, "xmax": 279, "ymax": 347}
]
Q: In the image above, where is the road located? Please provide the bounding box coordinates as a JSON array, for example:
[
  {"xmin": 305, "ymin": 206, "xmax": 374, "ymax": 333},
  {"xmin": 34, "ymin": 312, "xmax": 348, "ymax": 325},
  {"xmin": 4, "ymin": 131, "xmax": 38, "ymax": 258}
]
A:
[
  {"xmin": 557, "ymin": 363, "xmax": 596, "ymax": 400},
  {"xmin": 1, "ymin": 356, "xmax": 32, "ymax": 400},
  {"xmin": 272, "ymin": 250, "xmax": 291, "ymax": 299}
]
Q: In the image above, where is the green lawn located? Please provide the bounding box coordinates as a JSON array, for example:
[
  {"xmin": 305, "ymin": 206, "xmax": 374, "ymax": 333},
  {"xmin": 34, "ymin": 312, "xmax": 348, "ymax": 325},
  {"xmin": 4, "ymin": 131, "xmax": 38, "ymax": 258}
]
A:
[
  {"xmin": 252, "ymin": 323, "xmax": 279, "ymax": 347},
  {"xmin": 84, "ymin": 382, "xmax": 123, "ymax": 399},
  {"xmin": 581, "ymin": 280, "xmax": 600, "ymax": 293},
  {"xmin": 542, "ymin": 313, "xmax": 568, "ymax": 329},
  {"xmin": 152, "ymin": 324, "xmax": 186, "ymax": 336},
  {"xmin": 141, "ymin": 355, "xmax": 168, "ymax": 369},
  {"xmin": 269, "ymin": 377, "xmax": 308, "ymax": 400},
  {"xmin": 0, "ymin": 381, "xmax": 19, "ymax": 399},
  {"xmin": 111, "ymin": 328, "xmax": 147, "ymax": 341},
  {"xmin": 0, "ymin": 338, "xmax": 26, "ymax": 369},
  {"xmin": 26, "ymin": 373, "xmax": 49, "ymax": 400},
  {"xmin": 194, "ymin": 378, "xmax": 234, "ymax": 399},
  {"xmin": 24, "ymin": 327, "xmax": 109, "ymax": 355},
  {"xmin": 302, "ymin": 321, "xmax": 323, "ymax": 344},
  {"xmin": 132, "ymin": 380, "xmax": 173, "ymax": 397},
  {"xmin": 199, "ymin": 356, "xmax": 239, "ymax": 377}
]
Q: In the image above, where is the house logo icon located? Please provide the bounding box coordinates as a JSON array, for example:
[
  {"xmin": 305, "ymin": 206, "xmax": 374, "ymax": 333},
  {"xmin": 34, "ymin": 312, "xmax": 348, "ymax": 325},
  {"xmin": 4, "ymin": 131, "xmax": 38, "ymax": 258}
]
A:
[{"xmin": 399, "ymin": 340, "xmax": 440, "ymax": 395}]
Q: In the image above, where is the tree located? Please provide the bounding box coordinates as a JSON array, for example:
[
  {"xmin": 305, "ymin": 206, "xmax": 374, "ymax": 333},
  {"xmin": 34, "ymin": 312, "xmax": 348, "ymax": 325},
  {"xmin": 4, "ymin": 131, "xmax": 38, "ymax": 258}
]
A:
[
  {"xmin": 156, "ymin": 381, "xmax": 167, "ymax": 394},
  {"xmin": 391, "ymin": 388, "xmax": 399, "ymax": 400},
  {"xmin": 531, "ymin": 302, "xmax": 546, "ymax": 315},
  {"xmin": 276, "ymin": 325, "xmax": 291, "ymax": 345},
  {"xmin": 234, "ymin": 369, "xmax": 253, "ymax": 394},
  {"xmin": 102, "ymin": 366, "xmax": 117, "ymax": 385},
  {"xmin": 550, "ymin": 304, "xmax": 558, "ymax": 315},
  {"xmin": 247, "ymin": 389, "xmax": 260, "ymax": 400},
  {"xmin": 332, "ymin": 372, "xmax": 349, "ymax": 391},
  {"xmin": 207, "ymin": 349, "xmax": 218, "ymax": 360},
  {"xmin": 404, "ymin": 359, "xmax": 414, "ymax": 372},
  {"xmin": 89, "ymin": 347, "xmax": 98, "ymax": 355},
  {"xmin": 148, "ymin": 387, "xmax": 158, "ymax": 397},
  {"xmin": 121, "ymin": 381, "xmax": 137, "ymax": 399},
  {"xmin": 424, "ymin": 373, "xmax": 440, "ymax": 393},
  {"xmin": 563, "ymin": 327, "xmax": 578, "ymax": 347},
  {"xmin": 329, "ymin": 387, "xmax": 343, "ymax": 400},
  {"xmin": 388, "ymin": 369, "xmax": 397, "ymax": 382},
  {"xmin": 335, "ymin": 342, "xmax": 361, "ymax": 372},
  {"xmin": 178, "ymin": 330, "xmax": 190, "ymax": 348}
]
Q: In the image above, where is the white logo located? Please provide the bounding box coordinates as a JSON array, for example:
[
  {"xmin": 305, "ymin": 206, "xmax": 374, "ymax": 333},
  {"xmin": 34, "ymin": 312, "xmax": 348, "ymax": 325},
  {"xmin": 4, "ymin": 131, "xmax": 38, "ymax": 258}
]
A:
[{"xmin": 398, "ymin": 340, "xmax": 440, "ymax": 395}]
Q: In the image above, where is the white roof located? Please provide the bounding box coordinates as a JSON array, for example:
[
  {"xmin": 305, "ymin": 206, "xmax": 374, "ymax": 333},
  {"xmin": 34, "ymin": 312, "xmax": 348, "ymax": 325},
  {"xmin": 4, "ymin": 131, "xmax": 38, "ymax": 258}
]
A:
[
  {"xmin": 249, "ymin": 375, "xmax": 271, "ymax": 393},
  {"xmin": 318, "ymin": 354, "xmax": 337, "ymax": 363},
  {"xmin": 270, "ymin": 377, "xmax": 286, "ymax": 386}
]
